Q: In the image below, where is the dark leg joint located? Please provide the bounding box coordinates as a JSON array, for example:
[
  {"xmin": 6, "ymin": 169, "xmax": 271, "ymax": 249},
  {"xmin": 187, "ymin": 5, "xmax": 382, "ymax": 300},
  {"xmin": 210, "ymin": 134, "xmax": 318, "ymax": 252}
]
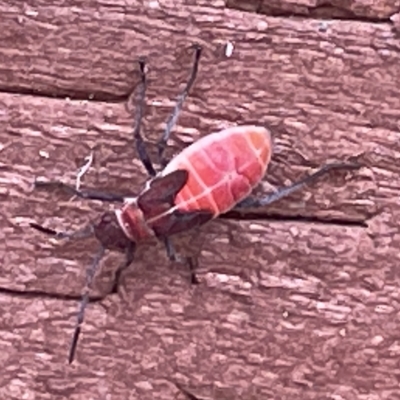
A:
[
  {"xmin": 110, "ymin": 243, "xmax": 136, "ymax": 295},
  {"xmin": 162, "ymin": 238, "xmax": 199, "ymax": 285},
  {"xmin": 187, "ymin": 256, "xmax": 200, "ymax": 285}
]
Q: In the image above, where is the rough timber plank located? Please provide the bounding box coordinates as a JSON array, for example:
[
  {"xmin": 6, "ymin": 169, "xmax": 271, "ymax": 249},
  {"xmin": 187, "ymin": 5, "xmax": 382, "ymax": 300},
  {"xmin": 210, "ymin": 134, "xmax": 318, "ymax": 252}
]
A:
[
  {"xmin": 1, "ymin": 91, "xmax": 381, "ymax": 294},
  {"xmin": 1, "ymin": 1, "xmax": 400, "ymax": 400},
  {"xmin": 0, "ymin": 89, "xmax": 398, "ymax": 400},
  {"xmin": 0, "ymin": 1, "xmax": 398, "ymax": 200},
  {"xmin": 0, "ymin": 1, "xmax": 400, "ymax": 103}
]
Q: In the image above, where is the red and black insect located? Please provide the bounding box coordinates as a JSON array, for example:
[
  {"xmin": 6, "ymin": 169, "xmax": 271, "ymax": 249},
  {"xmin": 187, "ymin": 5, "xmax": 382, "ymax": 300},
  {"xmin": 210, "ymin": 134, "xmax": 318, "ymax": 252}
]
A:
[{"xmin": 30, "ymin": 45, "xmax": 360, "ymax": 363}]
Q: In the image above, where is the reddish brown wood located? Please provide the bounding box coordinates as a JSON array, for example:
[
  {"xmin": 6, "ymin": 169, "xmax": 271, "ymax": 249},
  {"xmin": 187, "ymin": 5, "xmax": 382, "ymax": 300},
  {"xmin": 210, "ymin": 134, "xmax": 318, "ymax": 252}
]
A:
[{"xmin": 0, "ymin": 0, "xmax": 399, "ymax": 399}]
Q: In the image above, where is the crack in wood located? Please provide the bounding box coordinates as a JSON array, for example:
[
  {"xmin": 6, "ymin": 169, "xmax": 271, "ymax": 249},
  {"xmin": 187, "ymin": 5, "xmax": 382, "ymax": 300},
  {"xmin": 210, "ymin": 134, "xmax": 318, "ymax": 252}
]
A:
[
  {"xmin": 0, "ymin": 287, "xmax": 104, "ymax": 302},
  {"xmin": 0, "ymin": 87, "xmax": 129, "ymax": 103},
  {"xmin": 221, "ymin": 211, "xmax": 370, "ymax": 227},
  {"xmin": 225, "ymin": 0, "xmax": 397, "ymax": 22}
]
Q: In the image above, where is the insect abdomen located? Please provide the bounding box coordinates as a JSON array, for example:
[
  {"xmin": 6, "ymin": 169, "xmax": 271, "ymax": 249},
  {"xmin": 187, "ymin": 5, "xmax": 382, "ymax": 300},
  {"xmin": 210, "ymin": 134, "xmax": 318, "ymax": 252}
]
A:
[{"xmin": 162, "ymin": 126, "xmax": 272, "ymax": 216}]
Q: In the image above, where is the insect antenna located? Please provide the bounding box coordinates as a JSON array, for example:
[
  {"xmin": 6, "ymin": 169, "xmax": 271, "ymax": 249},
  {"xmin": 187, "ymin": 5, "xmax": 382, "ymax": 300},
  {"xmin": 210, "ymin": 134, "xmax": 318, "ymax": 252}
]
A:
[
  {"xmin": 109, "ymin": 243, "xmax": 136, "ymax": 294},
  {"xmin": 157, "ymin": 44, "xmax": 202, "ymax": 168},
  {"xmin": 128, "ymin": 57, "xmax": 157, "ymax": 177},
  {"xmin": 172, "ymin": 381, "xmax": 205, "ymax": 400},
  {"xmin": 153, "ymin": 45, "xmax": 203, "ymax": 284},
  {"xmin": 30, "ymin": 218, "xmax": 137, "ymax": 362},
  {"xmin": 29, "ymin": 223, "xmax": 60, "ymax": 236},
  {"xmin": 68, "ymin": 245, "xmax": 106, "ymax": 363},
  {"xmin": 29, "ymin": 221, "xmax": 105, "ymax": 363},
  {"xmin": 33, "ymin": 180, "xmax": 126, "ymax": 202},
  {"xmin": 128, "ymin": 47, "xmax": 204, "ymax": 285},
  {"xmin": 29, "ymin": 222, "xmax": 94, "ymax": 240}
]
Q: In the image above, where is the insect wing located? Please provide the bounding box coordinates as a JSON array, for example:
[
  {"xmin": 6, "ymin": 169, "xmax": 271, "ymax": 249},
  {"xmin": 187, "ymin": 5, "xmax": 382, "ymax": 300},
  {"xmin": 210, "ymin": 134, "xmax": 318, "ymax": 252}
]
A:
[
  {"xmin": 137, "ymin": 169, "xmax": 189, "ymax": 217},
  {"xmin": 151, "ymin": 209, "xmax": 213, "ymax": 238}
]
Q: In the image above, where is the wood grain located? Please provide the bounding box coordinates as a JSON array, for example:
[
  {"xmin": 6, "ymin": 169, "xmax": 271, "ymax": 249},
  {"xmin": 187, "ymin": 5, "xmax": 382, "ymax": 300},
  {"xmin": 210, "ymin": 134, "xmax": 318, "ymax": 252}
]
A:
[{"xmin": 1, "ymin": 1, "xmax": 400, "ymax": 399}]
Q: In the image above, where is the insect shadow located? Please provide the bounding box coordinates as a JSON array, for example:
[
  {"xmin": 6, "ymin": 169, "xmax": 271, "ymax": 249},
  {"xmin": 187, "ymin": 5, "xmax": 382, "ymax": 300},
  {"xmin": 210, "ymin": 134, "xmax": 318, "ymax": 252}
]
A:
[{"xmin": 30, "ymin": 44, "xmax": 361, "ymax": 363}]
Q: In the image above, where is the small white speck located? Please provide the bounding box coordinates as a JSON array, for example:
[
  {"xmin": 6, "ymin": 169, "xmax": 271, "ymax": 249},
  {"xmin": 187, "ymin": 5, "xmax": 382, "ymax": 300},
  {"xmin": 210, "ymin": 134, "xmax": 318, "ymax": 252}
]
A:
[
  {"xmin": 333, "ymin": 47, "xmax": 344, "ymax": 55},
  {"xmin": 35, "ymin": 352, "xmax": 52, "ymax": 360},
  {"xmin": 39, "ymin": 150, "xmax": 49, "ymax": 158},
  {"xmin": 256, "ymin": 21, "xmax": 268, "ymax": 31},
  {"xmin": 378, "ymin": 49, "xmax": 391, "ymax": 57},
  {"xmin": 13, "ymin": 216, "xmax": 32, "ymax": 225},
  {"xmin": 170, "ymin": 303, "xmax": 184, "ymax": 313},
  {"xmin": 148, "ymin": 0, "xmax": 159, "ymax": 8},
  {"xmin": 318, "ymin": 22, "xmax": 329, "ymax": 32},
  {"xmin": 25, "ymin": 9, "xmax": 38, "ymax": 17},
  {"xmin": 249, "ymin": 223, "xmax": 266, "ymax": 230},
  {"xmin": 49, "ymin": 237, "xmax": 60, "ymax": 245},
  {"xmin": 135, "ymin": 380, "xmax": 153, "ymax": 390},
  {"xmin": 371, "ymin": 335, "xmax": 384, "ymax": 346},
  {"xmin": 388, "ymin": 342, "xmax": 400, "ymax": 354},
  {"xmin": 227, "ymin": 310, "xmax": 249, "ymax": 323},
  {"xmin": 215, "ymin": 274, "xmax": 230, "ymax": 283},
  {"xmin": 34, "ymin": 176, "xmax": 47, "ymax": 183},
  {"xmin": 390, "ymin": 12, "xmax": 400, "ymax": 24},
  {"xmin": 375, "ymin": 304, "xmax": 393, "ymax": 313},
  {"xmin": 225, "ymin": 41, "xmax": 234, "ymax": 57}
]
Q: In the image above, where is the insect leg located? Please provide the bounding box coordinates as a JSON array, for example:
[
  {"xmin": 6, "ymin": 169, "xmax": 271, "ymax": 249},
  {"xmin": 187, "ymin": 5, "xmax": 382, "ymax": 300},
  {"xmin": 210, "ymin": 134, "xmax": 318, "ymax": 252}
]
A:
[
  {"xmin": 186, "ymin": 256, "xmax": 200, "ymax": 285},
  {"xmin": 156, "ymin": 44, "xmax": 202, "ymax": 168},
  {"xmin": 172, "ymin": 381, "xmax": 204, "ymax": 400},
  {"xmin": 110, "ymin": 242, "xmax": 136, "ymax": 294},
  {"xmin": 34, "ymin": 180, "xmax": 126, "ymax": 202},
  {"xmin": 128, "ymin": 58, "xmax": 183, "ymax": 269},
  {"xmin": 162, "ymin": 238, "xmax": 199, "ymax": 285},
  {"xmin": 127, "ymin": 57, "xmax": 157, "ymax": 177},
  {"xmin": 234, "ymin": 161, "xmax": 361, "ymax": 209},
  {"xmin": 29, "ymin": 221, "xmax": 94, "ymax": 240},
  {"xmin": 68, "ymin": 245, "xmax": 106, "ymax": 364},
  {"xmin": 157, "ymin": 45, "xmax": 202, "ymax": 276},
  {"xmin": 132, "ymin": 47, "xmax": 202, "ymax": 280},
  {"xmin": 163, "ymin": 237, "xmax": 178, "ymax": 261}
]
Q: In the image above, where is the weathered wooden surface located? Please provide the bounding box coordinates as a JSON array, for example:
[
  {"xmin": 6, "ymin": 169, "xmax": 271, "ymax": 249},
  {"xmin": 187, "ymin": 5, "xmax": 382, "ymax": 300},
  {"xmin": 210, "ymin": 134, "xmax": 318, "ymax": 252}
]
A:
[{"xmin": 1, "ymin": 0, "xmax": 400, "ymax": 399}]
